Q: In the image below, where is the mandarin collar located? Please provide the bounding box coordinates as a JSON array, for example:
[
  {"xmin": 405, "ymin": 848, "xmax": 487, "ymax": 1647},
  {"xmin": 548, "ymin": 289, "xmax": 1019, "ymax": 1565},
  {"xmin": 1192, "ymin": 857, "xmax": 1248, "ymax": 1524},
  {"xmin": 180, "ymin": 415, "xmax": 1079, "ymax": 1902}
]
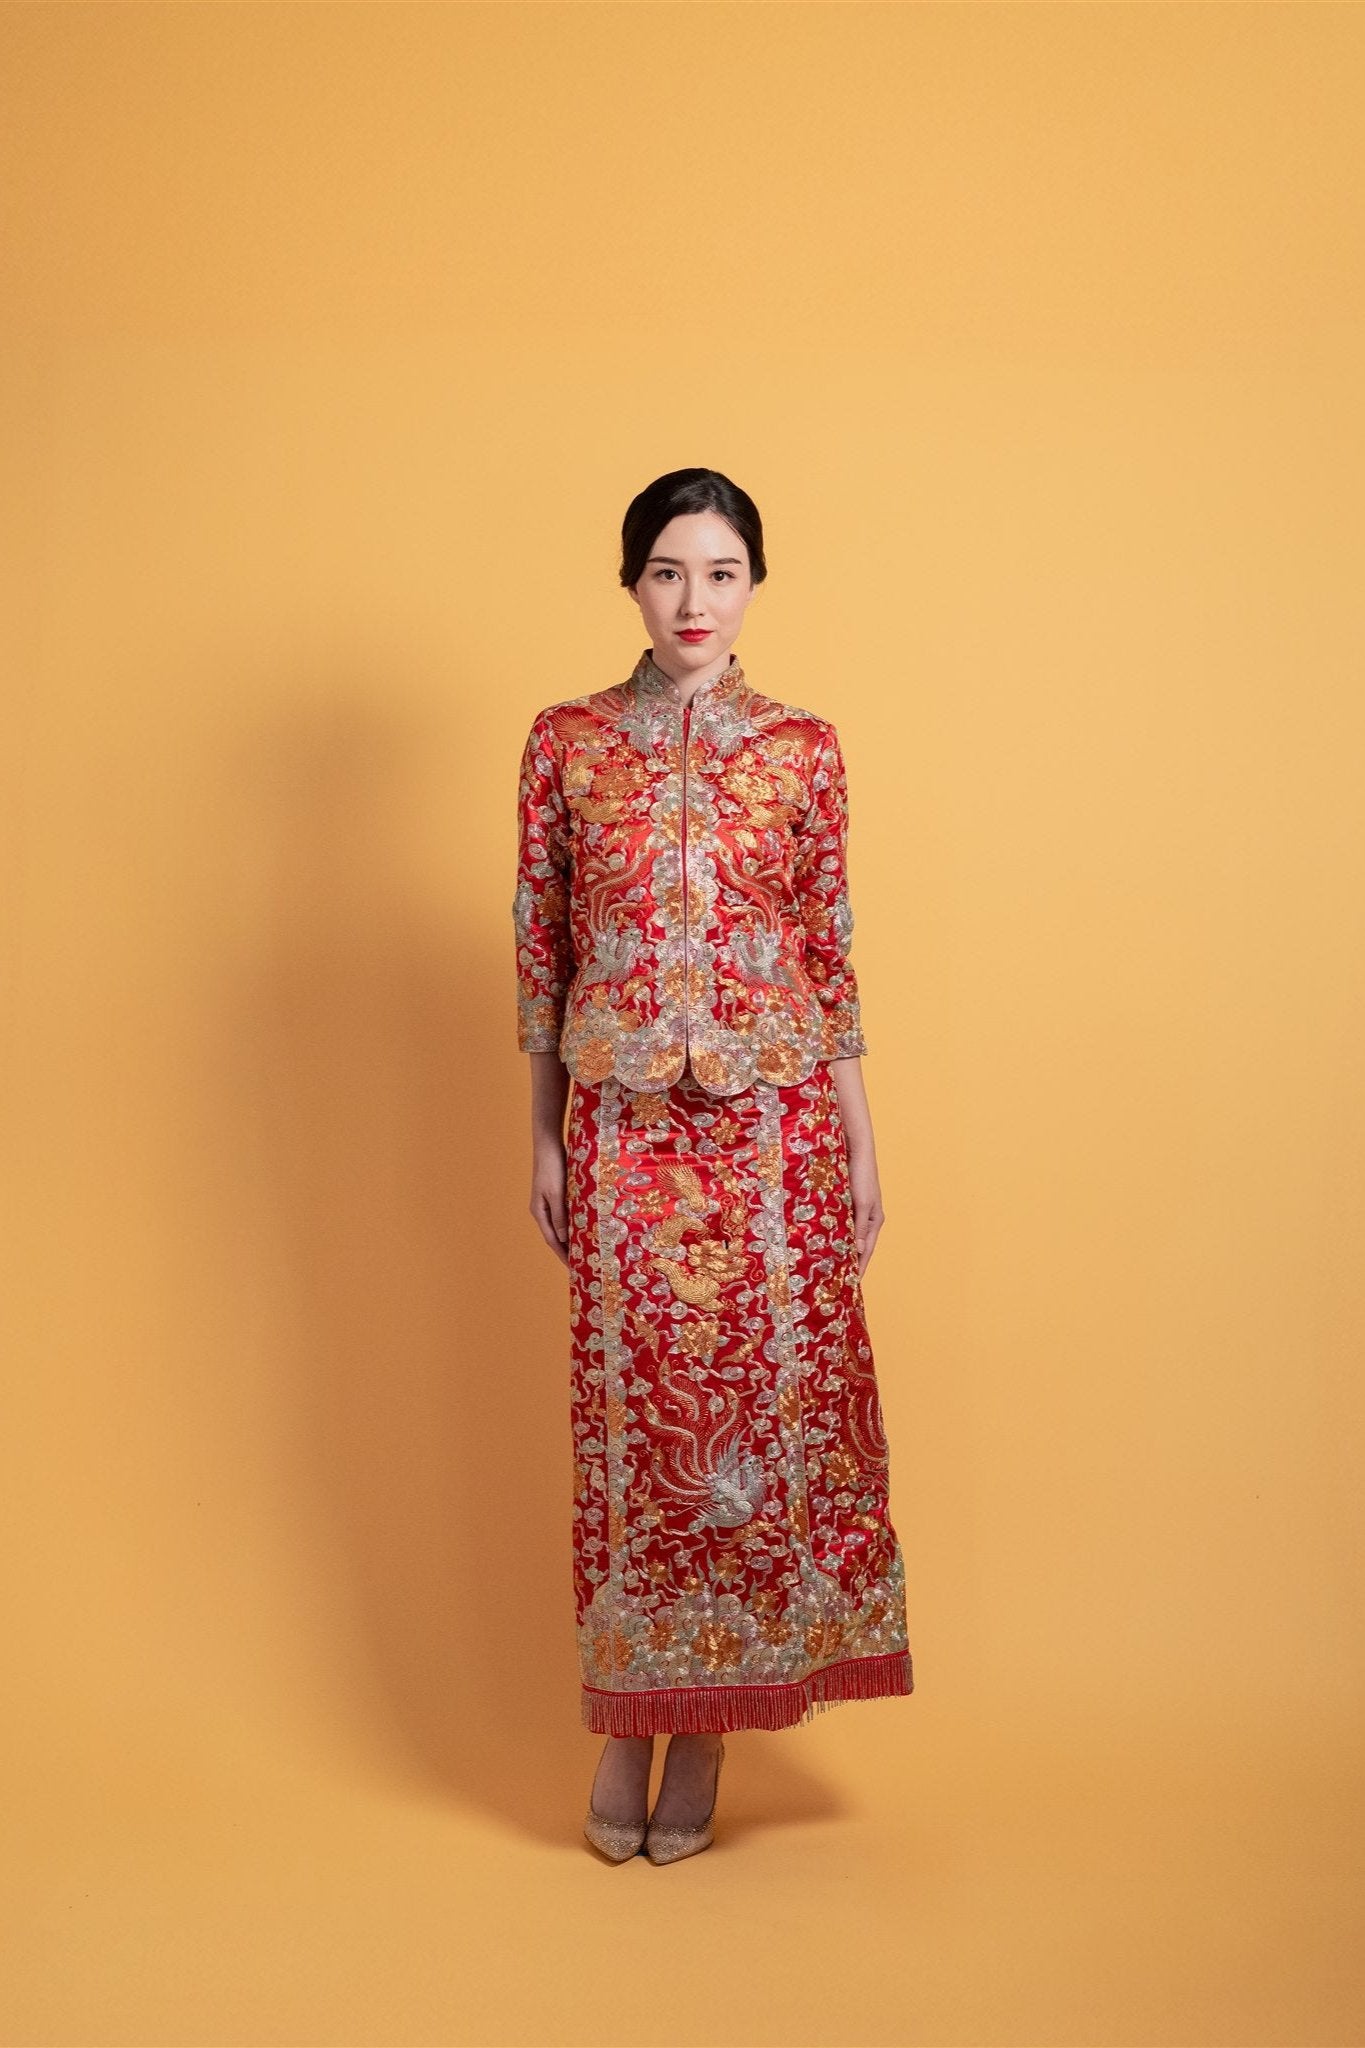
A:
[{"xmin": 628, "ymin": 644, "xmax": 750, "ymax": 713}]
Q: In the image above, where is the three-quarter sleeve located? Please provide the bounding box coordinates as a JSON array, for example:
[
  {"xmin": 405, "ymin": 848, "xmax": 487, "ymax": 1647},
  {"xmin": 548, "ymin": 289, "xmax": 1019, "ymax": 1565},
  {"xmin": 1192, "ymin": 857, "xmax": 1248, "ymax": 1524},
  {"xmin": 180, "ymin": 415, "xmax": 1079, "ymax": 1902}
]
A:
[
  {"xmin": 513, "ymin": 709, "xmax": 575, "ymax": 1052},
  {"xmin": 792, "ymin": 723, "xmax": 868, "ymax": 1058}
]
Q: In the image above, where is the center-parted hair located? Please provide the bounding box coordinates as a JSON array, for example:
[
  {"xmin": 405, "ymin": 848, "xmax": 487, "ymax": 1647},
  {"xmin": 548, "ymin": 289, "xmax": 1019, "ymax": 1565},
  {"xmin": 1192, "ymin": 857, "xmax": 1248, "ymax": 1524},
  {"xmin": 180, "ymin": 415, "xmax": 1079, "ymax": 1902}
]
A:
[{"xmin": 620, "ymin": 467, "xmax": 768, "ymax": 590}]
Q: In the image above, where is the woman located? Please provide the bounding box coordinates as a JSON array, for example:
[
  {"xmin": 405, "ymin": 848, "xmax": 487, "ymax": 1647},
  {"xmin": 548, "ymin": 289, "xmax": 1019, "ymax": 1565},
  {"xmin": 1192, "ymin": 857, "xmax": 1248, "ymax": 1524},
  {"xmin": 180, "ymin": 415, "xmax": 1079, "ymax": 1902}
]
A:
[{"xmin": 513, "ymin": 468, "xmax": 913, "ymax": 1865}]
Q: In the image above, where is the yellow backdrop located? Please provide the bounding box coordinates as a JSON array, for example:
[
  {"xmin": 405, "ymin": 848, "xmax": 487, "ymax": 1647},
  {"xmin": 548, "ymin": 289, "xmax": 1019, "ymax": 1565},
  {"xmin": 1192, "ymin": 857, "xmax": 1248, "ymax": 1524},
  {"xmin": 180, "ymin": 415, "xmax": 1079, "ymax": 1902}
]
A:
[{"xmin": 3, "ymin": 4, "xmax": 1362, "ymax": 2044}]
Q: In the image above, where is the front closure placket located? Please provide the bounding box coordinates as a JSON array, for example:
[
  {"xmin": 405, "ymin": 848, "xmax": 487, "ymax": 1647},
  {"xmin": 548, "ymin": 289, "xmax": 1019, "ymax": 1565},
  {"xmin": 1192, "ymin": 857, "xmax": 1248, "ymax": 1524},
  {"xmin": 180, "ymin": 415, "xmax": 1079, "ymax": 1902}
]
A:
[{"xmin": 680, "ymin": 696, "xmax": 692, "ymax": 1070}]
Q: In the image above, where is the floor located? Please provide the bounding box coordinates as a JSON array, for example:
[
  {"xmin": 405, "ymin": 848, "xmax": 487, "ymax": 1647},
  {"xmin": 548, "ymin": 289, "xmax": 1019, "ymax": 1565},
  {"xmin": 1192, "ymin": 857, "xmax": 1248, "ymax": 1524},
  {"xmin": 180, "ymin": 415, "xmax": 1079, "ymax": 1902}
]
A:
[{"xmin": 5, "ymin": 1687, "xmax": 1360, "ymax": 2046}]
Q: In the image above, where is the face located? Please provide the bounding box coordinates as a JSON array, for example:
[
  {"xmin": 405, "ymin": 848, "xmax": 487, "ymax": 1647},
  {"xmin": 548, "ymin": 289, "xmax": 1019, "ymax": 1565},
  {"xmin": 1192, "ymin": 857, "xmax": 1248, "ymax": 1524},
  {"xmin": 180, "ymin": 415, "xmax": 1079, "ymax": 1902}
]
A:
[{"xmin": 629, "ymin": 510, "xmax": 758, "ymax": 676}]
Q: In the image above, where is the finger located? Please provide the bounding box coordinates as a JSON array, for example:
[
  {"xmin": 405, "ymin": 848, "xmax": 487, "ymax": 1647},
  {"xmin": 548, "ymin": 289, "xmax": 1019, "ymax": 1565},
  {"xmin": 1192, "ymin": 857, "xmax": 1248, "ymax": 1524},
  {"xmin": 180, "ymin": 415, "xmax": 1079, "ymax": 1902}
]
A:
[
  {"xmin": 550, "ymin": 1189, "xmax": 569, "ymax": 1247},
  {"xmin": 532, "ymin": 1191, "xmax": 571, "ymax": 1265},
  {"xmin": 540, "ymin": 1217, "xmax": 569, "ymax": 1265}
]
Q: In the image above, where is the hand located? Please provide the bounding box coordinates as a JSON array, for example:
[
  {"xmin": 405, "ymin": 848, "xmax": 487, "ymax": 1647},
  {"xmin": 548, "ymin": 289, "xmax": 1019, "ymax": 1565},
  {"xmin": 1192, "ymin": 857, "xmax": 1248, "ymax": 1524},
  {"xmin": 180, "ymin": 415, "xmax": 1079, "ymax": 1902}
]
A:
[
  {"xmin": 848, "ymin": 1155, "xmax": 884, "ymax": 1279},
  {"xmin": 530, "ymin": 1139, "xmax": 570, "ymax": 1267},
  {"xmin": 827, "ymin": 1056, "xmax": 882, "ymax": 1279}
]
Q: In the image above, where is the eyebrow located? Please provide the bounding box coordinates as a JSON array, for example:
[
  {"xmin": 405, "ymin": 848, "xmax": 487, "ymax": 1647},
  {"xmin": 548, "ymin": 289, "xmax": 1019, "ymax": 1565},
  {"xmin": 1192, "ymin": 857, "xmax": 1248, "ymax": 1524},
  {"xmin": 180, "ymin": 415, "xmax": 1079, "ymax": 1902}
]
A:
[{"xmin": 647, "ymin": 554, "xmax": 744, "ymax": 566}]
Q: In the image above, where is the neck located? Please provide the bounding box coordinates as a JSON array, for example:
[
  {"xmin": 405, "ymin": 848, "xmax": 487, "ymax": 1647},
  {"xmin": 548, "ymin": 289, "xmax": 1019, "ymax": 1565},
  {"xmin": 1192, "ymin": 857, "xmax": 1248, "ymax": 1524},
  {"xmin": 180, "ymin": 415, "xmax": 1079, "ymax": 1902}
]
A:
[{"xmin": 646, "ymin": 645, "xmax": 736, "ymax": 706}]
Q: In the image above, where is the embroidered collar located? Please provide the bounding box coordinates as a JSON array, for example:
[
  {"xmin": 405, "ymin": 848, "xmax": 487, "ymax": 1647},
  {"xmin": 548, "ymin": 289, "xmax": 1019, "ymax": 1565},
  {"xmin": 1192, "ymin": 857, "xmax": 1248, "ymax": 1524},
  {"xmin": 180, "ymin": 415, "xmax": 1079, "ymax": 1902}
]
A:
[{"xmin": 628, "ymin": 644, "xmax": 751, "ymax": 713}]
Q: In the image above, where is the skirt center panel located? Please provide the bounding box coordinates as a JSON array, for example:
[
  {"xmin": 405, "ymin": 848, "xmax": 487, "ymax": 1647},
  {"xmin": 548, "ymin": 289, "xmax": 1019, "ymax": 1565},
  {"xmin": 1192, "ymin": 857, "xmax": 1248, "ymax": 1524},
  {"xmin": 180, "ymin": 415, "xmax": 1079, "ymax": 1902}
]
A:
[{"xmin": 564, "ymin": 1062, "xmax": 912, "ymax": 1734}]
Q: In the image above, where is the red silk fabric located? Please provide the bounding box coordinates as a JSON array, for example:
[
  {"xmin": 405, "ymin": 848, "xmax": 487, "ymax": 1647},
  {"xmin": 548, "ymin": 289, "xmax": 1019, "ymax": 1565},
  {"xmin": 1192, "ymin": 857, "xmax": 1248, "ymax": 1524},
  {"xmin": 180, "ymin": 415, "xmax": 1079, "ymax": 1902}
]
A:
[{"xmin": 566, "ymin": 1059, "xmax": 913, "ymax": 1735}]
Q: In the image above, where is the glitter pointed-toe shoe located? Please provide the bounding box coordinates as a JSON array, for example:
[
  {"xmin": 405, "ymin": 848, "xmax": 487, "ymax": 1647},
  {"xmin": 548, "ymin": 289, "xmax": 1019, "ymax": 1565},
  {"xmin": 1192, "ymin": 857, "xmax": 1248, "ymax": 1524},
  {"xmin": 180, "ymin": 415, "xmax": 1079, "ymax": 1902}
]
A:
[
  {"xmin": 644, "ymin": 1739, "xmax": 725, "ymax": 1866},
  {"xmin": 582, "ymin": 1742, "xmax": 650, "ymax": 1861}
]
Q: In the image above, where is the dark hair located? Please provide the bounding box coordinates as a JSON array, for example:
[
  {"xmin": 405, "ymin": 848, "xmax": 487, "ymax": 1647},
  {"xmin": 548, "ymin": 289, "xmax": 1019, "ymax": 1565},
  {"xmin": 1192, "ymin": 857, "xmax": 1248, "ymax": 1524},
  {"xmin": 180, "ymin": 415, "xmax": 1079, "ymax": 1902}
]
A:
[{"xmin": 620, "ymin": 468, "xmax": 767, "ymax": 590}]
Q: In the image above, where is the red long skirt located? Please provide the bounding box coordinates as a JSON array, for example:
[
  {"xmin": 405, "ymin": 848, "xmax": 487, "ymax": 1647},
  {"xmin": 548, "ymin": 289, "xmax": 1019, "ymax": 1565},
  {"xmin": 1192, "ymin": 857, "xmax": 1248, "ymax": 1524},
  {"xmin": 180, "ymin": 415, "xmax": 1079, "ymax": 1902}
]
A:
[{"xmin": 565, "ymin": 1058, "xmax": 913, "ymax": 1736}]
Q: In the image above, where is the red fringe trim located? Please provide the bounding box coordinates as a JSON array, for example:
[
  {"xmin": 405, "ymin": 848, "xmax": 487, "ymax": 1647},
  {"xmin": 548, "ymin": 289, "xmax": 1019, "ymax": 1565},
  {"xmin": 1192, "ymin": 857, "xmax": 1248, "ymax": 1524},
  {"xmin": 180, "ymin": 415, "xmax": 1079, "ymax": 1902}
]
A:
[{"xmin": 581, "ymin": 1649, "xmax": 913, "ymax": 1736}]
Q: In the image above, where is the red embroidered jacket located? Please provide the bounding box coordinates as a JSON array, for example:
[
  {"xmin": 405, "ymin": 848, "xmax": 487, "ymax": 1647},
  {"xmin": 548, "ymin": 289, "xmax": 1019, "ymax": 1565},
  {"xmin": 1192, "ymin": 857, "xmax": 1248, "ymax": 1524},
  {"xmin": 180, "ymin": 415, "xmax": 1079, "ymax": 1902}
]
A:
[{"xmin": 513, "ymin": 645, "xmax": 868, "ymax": 1095}]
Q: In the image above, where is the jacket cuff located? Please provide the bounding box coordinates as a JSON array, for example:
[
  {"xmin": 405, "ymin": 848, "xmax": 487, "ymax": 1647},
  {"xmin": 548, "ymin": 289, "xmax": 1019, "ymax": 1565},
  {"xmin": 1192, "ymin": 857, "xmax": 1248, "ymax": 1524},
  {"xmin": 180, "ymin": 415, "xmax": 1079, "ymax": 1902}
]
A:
[{"xmin": 830, "ymin": 1029, "xmax": 868, "ymax": 1058}]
